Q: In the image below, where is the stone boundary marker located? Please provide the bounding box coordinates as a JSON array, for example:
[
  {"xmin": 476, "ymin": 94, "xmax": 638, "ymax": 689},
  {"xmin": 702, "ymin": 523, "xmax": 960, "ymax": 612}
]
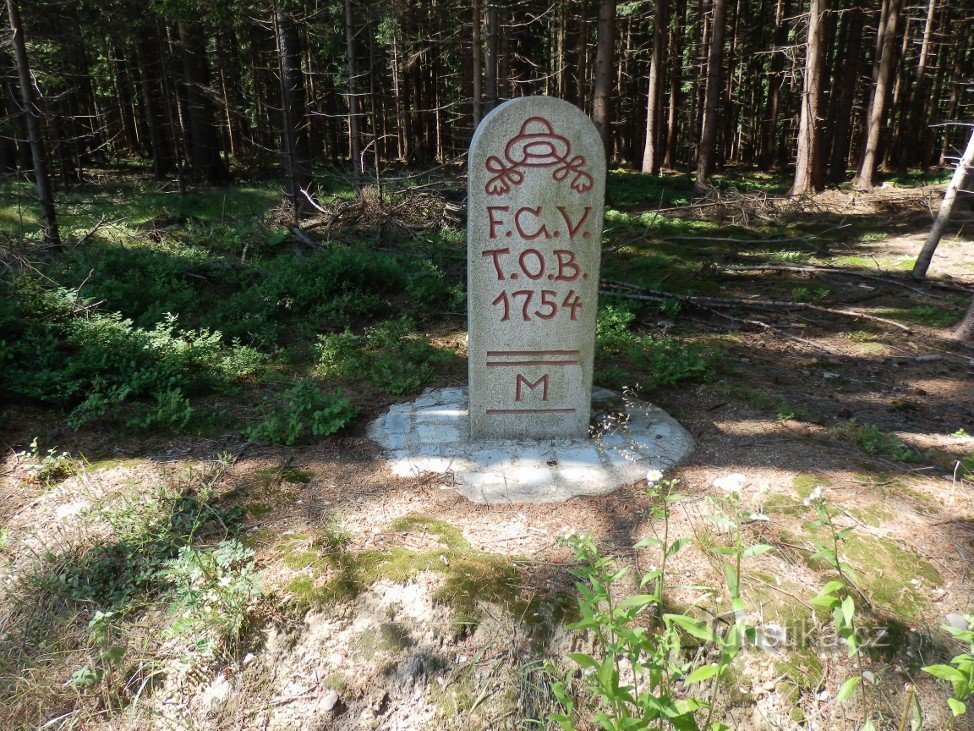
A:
[
  {"xmin": 366, "ymin": 388, "xmax": 695, "ymax": 505},
  {"xmin": 467, "ymin": 97, "xmax": 606, "ymax": 440}
]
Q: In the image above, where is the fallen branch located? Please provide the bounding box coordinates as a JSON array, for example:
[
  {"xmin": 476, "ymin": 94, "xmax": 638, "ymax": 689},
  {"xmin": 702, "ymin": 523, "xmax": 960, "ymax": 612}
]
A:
[
  {"xmin": 663, "ymin": 235, "xmax": 811, "ymax": 244},
  {"xmin": 73, "ymin": 215, "xmax": 108, "ymax": 246},
  {"xmin": 601, "ymin": 278, "xmax": 913, "ymax": 331},
  {"xmin": 724, "ymin": 263, "xmax": 972, "ymax": 297},
  {"xmin": 288, "ymin": 226, "xmax": 318, "ymax": 249}
]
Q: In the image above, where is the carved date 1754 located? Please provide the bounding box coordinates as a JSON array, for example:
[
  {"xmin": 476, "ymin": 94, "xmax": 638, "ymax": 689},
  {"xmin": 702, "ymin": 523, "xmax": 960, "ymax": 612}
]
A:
[{"xmin": 468, "ymin": 97, "xmax": 606, "ymax": 440}]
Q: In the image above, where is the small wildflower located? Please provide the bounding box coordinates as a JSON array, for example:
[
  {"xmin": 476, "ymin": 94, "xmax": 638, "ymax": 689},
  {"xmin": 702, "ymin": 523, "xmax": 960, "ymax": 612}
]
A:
[
  {"xmin": 713, "ymin": 472, "xmax": 747, "ymax": 494},
  {"xmin": 645, "ymin": 469, "xmax": 664, "ymax": 485},
  {"xmin": 560, "ymin": 525, "xmax": 577, "ymax": 539},
  {"xmin": 802, "ymin": 486, "xmax": 824, "ymax": 506}
]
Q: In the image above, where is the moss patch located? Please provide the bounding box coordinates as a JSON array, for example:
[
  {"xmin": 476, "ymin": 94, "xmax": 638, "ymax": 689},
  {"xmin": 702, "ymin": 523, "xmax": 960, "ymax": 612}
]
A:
[
  {"xmin": 848, "ymin": 503, "xmax": 895, "ymax": 526},
  {"xmin": 354, "ymin": 621, "xmax": 415, "ymax": 659},
  {"xmin": 240, "ymin": 528, "xmax": 276, "ymax": 549},
  {"xmin": 792, "ymin": 473, "xmax": 831, "ymax": 499},
  {"xmin": 255, "ymin": 465, "xmax": 314, "ymax": 485},
  {"xmin": 762, "ymin": 494, "xmax": 804, "ymax": 516},
  {"xmin": 791, "ymin": 525, "xmax": 942, "ymax": 620},
  {"xmin": 276, "ymin": 518, "xmax": 573, "ymax": 636},
  {"xmin": 774, "ymin": 648, "xmax": 823, "ymax": 722},
  {"xmin": 390, "ymin": 513, "xmax": 468, "ymax": 551},
  {"xmin": 245, "ymin": 502, "xmax": 273, "ymax": 518}
]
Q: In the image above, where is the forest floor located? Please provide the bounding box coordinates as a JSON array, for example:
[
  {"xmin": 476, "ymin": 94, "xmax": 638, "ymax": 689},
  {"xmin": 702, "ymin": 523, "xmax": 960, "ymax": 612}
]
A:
[{"xmin": 1, "ymin": 168, "xmax": 972, "ymax": 730}]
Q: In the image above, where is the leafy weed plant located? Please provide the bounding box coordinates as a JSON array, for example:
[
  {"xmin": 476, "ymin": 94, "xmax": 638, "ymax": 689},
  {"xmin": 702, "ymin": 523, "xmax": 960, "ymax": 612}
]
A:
[
  {"xmin": 805, "ymin": 489, "xmax": 876, "ymax": 729},
  {"xmin": 162, "ymin": 539, "xmax": 261, "ymax": 657},
  {"xmin": 548, "ymin": 476, "xmax": 753, "ymax": 730},
  {"xmin": 18, "ymin": 438, "xmax": 78, "ymax": 486},
  {"xmin": 595, "ymin": 304, "xmax": 716, "ymax": 392},
  {"xmin": 923, "ymin": 615, "xmax": 974, "ymax": 717},
  {"xmin": 833, "ymin": 421, "xmax": 926, "ymax": 463},
  {"xmin": 246, "ymin": 380, "xmax": 358, "ymax": 445}
]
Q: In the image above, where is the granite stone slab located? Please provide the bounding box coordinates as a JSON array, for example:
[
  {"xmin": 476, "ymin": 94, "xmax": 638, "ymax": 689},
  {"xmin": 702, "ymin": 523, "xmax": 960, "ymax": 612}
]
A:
[{"xmin": 367, "ymin": 387, "xmax": 695, "ymax": 504}]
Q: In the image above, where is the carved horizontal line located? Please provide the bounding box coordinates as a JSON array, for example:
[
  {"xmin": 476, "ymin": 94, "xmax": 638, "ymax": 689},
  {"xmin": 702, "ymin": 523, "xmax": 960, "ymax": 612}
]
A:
[
  {"xmin": 486, "ymin": 360, "xmax": 579, "ymax": 367},
  {"xmin": 486, "ymin": 408, "xmax": 577, "ymax": 414},
  {"xmin": 486, "ymin": 349, "xmax": 581, "ymax": 356}
]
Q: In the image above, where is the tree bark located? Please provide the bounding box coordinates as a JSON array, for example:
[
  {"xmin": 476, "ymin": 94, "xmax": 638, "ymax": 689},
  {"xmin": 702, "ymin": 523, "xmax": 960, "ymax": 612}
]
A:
[
  {"xmin": 485, "ymin": 1, "xmax": 499, "ymax": 111},
  {"xmin": 826, "ymin": 0, "xmax": 864, "ymax": 183},
  {"xmin": 663, "ymin": 0, "xmax": 684, "ymax": 169},
  {"xmin": 592, "ymin": 0, "xmax": 616, "ymax": 158},
  {"xmin": 954, "ymin": 292, "xmax": 974, "ymax": 342},
  {"xmin": 136, "ymin": 29, "xmax": 176, "ymax": 178},
  {"xmin": 912, "ymin": 128, "xmax": 974, "ymax": 280},
  {"xmin": 0, "ymin": 80, "xmax": 16, "ymax": 171},
  {"xmin": 759, "ymin": 0, "xmax": 789, "ymax": 169},
  {"xmin": 177, "ymin": 20, "xmax": 229, "ymax": 184},
  {"xmin": 641, "ymin": 0, "xmax": 667, "ymax": 173},
  {"xmin": 343, "ymin": 0, "xmax": 362, "ymax": 192},
  {"xmin": 852, "ymin": 0, "xmax": 902, "ymax": 191},
  {"xmin": 5, "ymin": 0, "xmax": 59, "ymax": 246},
  {"xmin": 903, "ymin": 0, "xmax": 937, "ymax": 169},
  {"xmin": 472, "ymin": 0, "xmax": 482, "ymax": 129},
  {"xmin": 790, "ymin": 0, "xmax": 828, "ymax": 195},
  {"xmin": 274, "ymin": 5, "xmax": 312, "ymax": 220},
  {"xmin": 694, "ymin": 0, "xmax": 727, "ymax": 193}
]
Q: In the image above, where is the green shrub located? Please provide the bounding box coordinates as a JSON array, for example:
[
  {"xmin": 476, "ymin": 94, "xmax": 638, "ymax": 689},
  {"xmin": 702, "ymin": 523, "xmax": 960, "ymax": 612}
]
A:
[
  {"xmin": 33, "ymin": 464, "xmax": 243, "ymax": 610},
  {"xmin": 17, "ymin": 437, "xmax": 78, "ymax": 486},
  {"xmin": 316, "ymin": 317, "xmax": 453, "ymax": 394},
  {"xmin": 0, "ymin": 281, "xmax": 263, "ymax": 430},
  {"xmin": 833, "ymin": 420, "xmax": 925, "ymax": 462},
  {"xmin": 595, "ymin": 304, "xmax": 716, "ymax": 391},
  {"xmin": 246, "ymin": 380, "xmax": 358, "ymax": 445},
  {"xmin": 791, "ymin": 286, "xmax": 830, "ymax": 302},
  {"xmin": 162, "ymin": 540, "xmax": 260, "ymax": 656},
  {"xmin": 404, "ymin": 258, "xmax": 453, "ymax": 308},
  {"xmin": 49, "ymin": 240, "xmax": 410, "ymax": 348}
]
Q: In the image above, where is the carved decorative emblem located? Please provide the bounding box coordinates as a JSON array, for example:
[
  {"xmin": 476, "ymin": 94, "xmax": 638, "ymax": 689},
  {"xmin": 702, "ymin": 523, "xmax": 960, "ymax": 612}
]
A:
[{"xmin": 485, "ymin": 116, "xmax": 594, "ymax": 195}]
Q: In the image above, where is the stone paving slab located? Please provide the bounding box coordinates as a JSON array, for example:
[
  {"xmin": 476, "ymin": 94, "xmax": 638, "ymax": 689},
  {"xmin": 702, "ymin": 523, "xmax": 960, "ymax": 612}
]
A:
[{"xmin": 366, "ymin": 387, "xmax": 694, "ymax": 504}]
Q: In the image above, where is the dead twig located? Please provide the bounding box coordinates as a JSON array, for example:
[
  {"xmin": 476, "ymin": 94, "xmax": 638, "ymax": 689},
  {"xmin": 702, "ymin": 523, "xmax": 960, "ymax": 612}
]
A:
[
  {"xmin": 73, "ymin": 215, "xmax": 108, "ymax": 246},
  {"xmin": 600, "ymin": 279, "xmax": 913, "ymax": 332},
  {"xmin": 288, "ymin": 226, "xmax": 318, "ymax": 249},
  {"xmin": 725, "ymin": 263, "xmax": 972, "ymax": 297}
]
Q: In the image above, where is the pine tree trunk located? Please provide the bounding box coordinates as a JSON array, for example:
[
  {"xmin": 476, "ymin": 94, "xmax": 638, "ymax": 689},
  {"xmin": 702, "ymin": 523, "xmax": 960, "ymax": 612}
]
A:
[
  {"xmin": 904, "ymin": 0, "xmax": 937, "ymax": 169},
  {"xmin": 826, "ymin": 0, "xmax": 864, "ymax": 183},
  {"xmin": 0, "ymin": 83, "xmax": 16, "ymax": 171},
  {"xmin": 343, "ymin": 0, "xmax": 362, "ymax": 192},
  {"xmin": 760, "ymin": 0, "xmax": 789, "ymax": 169},
  {"xmin": 275, "ymin": 5, "xmax": 312, "ymax": 220},
  {"xmin": 5, "ymin": 0, "xmax": 59, "ymax": 246},
  {"xmin": 177, "ymin": 20, "xmax": 229, "ymax": 184},
  {"xmin": 852, "ymin": 0, "xmax": 902, "ymax": 191},
  {"xmin": 485, "ymin": 1, "xmax": 499, "ymax": 111},
  {"xmin": 663, "ymin": 0, "xmax": 685, "ymax": 169},
  {"xmin": 938, "ymin": 28, "xmax": 966, "ymax": 166},
  {"xmin": 472, "ymin": 0, "xmax": 482, "ymax": 129},
  {"xmin": 790, "ymin": 0, "xmax": 828, "ymax": 195},
  {"xmin": 592, "ymin": 0, "xmax": 616, "ymax": 158},
  {"xmin": 694, "ymin": 0, "xmax": 727, "ymax": 193},
  {"xmin": 912, "ymin": 128, "xmax": 974, "ymax": 280},
  {"xmin": 954, "ymin": 292, "xmax": 974, "ymax": 342},
  {"xmin": 641, "ymin": 0, "xmax": 667, "ymax": 173},
  {"xmin": 136, "ymin": 30, "xmax": 176, "ymax": 178}
]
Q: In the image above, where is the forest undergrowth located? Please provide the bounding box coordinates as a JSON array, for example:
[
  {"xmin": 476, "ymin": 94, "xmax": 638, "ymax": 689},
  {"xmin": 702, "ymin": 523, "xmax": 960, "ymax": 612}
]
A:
[{"xmin": 1, "ymin": 167, "xmax": 972, "ymax": 730}]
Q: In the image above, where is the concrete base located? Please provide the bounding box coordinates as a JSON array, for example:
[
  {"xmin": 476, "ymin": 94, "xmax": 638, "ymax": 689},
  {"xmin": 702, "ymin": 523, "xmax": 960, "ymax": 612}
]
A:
[{"xmin": 366, "ymin": 387, "xmax": 695, "ymax": 504}]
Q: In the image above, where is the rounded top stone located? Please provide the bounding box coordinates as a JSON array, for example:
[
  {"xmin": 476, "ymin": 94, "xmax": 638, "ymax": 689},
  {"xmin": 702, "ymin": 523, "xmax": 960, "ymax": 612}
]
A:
[{"xmin": 470, "ymin": 96, "xmax": 604, "ymax": 167}]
